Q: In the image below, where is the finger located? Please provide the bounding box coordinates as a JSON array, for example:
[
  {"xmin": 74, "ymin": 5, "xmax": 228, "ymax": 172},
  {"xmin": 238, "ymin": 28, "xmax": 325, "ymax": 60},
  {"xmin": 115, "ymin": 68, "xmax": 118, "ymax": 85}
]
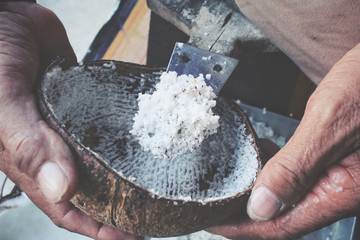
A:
[
  {"xmin": 26, "ymin": 3, "xmax": 77, "ymax": 65},
  {"xmin": 0, "ymin": 102, "xmax": 77, "ymax": 203},
  {"xmin": 0, "ymin": 2, "xmax": 77, "ymax": 68},
  {"xmin": 1, "ymin": 143, "xmax": 142, "ymax": 240},
  {"xmin": 208, "ymin": 151, "xmax": 360, "ymax": 239},
  {"xmin": 246, "ymin": 44, "xmax": 360, "ymax": 222},
  {"xmin": 55, "ymin": 204, "xmax": 143, "ymax": 240}
]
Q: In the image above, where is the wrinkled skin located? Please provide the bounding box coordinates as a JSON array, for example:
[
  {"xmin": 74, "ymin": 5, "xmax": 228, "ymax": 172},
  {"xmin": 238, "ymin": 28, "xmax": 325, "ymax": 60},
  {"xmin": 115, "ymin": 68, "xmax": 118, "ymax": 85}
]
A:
[
  {"xmin": 0, "ymin": 3, "xmax": 141, "ymax": 240},
  {"xmin": 209, "ymin": 44, "xmax": 360, "ymax": 239}
]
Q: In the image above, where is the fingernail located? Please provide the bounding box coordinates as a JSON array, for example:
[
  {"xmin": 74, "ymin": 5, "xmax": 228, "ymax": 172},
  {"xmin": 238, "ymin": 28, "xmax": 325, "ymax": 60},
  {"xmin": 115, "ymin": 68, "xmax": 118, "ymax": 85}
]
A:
[
  {"xmin": 247, "ymin": 186, "xmax": 282, "ymax": 222},
  {"xmin": 38, "ymin": 162, "xmax": 68, "ymax": 203}
]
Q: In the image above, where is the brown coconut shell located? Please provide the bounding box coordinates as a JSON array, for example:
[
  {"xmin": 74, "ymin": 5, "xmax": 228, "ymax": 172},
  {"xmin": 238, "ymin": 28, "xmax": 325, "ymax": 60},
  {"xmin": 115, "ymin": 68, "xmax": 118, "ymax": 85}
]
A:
[{"xmin": 36, "ymin": 57, "xmax": 264, "ymax": 237}]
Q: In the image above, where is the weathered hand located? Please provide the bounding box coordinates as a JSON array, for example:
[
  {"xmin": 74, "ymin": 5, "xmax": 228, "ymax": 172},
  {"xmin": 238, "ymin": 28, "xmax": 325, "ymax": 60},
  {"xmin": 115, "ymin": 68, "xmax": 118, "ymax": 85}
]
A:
[
  {"xmin": 209, "ymin": 44, "xmax": 360, "ymax": 239},
  {"xmin": 0, "ymin": 2, "xmax": 141, "ymax": 239}
]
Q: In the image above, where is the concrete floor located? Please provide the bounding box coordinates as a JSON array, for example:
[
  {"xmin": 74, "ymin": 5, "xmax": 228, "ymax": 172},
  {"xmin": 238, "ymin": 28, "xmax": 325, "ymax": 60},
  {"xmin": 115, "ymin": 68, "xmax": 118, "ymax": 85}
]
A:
[{"xmin": 0, "ymin": 200, "xmax": 91, "ymax": 240}]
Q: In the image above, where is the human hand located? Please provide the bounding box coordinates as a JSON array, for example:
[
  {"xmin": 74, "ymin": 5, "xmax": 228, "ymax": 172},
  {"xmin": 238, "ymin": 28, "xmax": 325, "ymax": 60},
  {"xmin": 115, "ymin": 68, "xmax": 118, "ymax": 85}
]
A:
[
  {"xmin": 208, "ymin": 43, "xmax": 360, "ymax": 239},
  {"xmin": 0, "ymin": 2, "xmax": 141, "ymax": 239}
]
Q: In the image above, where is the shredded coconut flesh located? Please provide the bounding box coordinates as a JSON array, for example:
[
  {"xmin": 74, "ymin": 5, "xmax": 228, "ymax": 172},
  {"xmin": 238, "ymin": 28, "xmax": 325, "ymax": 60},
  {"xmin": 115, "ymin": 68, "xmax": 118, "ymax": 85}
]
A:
[
  {"xmin": 43, "ymin": 64, "xmax": 259, "ymax": 202},
  {"xmin": 131, "ymin": 71, "xmax": 219, "ymax": 159}
]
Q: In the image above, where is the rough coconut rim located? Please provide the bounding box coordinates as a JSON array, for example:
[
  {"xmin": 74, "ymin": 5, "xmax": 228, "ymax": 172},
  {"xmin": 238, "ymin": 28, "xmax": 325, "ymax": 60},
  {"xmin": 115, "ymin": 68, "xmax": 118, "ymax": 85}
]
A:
[{"xmin": 37, "ymin": 57, "xmax": 264, "ymax": 207}]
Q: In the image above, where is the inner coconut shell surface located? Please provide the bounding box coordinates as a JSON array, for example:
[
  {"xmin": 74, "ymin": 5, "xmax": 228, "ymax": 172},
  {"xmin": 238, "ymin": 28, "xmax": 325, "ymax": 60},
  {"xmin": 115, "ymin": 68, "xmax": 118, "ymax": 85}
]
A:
[{"xmin": 37, "ymin": 58, "xmax": 263, "ymax": 237}]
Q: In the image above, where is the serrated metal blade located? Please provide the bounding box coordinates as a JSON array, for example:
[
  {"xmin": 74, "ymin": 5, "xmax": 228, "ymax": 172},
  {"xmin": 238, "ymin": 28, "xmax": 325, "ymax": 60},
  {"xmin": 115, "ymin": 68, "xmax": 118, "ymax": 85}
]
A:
[{"xmin": 166, "ymin": 42, "xmax": 238, "ymax": 94}]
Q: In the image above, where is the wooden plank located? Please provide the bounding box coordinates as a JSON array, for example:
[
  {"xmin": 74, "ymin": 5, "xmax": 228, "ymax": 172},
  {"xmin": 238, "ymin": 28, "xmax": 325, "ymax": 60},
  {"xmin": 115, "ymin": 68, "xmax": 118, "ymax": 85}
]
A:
[{"xmin": 103, "ymin": 0, "xmax": 150, "ymax": 64}]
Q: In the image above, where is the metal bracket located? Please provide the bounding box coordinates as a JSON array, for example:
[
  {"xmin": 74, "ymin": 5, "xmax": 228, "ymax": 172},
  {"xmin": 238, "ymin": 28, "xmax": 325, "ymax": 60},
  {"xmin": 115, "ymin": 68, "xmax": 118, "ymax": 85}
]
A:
[{"xmin": 147, "ymin": 0, "xmax": 278, "ymax": 56}]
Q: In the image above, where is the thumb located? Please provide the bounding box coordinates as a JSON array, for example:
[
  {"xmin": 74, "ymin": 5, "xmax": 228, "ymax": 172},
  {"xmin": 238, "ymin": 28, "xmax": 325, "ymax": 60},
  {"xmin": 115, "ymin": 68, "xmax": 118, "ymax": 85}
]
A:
[
  {"xmin": 244, "ymin": 80, "xmax": 326, "ymax": 221},
  {"xmin": 246, "ymin": 46, "xmax": 360, "ymax": 222},
  {"xmin": 0, "ymin": 96, "xmax": 77, "ymax": 204},
  {"xmin": 245, "ymin": 91, "xmax": 329, "ymax": 222},
  {"xmin": 246, "ymin": 133, "xmax": 319, "ymax": 222},
  {"xmin": 247, "ymin": 91, "xmax": 346, "ymax": 222}
]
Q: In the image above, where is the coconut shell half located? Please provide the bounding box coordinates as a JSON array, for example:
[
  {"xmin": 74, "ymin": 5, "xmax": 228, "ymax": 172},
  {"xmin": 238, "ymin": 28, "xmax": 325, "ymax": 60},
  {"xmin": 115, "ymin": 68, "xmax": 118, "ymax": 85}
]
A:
[{"xmin": 37, "ymin": 58, "xmax": 264, "ymax": 237}]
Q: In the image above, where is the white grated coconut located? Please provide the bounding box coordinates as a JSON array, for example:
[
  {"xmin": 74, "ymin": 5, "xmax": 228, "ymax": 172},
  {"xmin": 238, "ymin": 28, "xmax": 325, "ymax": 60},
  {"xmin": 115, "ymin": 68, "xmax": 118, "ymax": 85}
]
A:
[
  {"xmin": 130, "ymin": 71, "xmax": 220, "ymax": 159},
  {"xmin": 44, "ymin": 64, "xmax": 260, "ymax": 202}
]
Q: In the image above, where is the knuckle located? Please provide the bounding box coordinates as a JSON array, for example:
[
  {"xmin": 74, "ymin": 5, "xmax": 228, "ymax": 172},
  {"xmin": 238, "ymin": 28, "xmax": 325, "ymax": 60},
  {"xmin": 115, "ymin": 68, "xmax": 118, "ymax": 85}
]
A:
[
  {"xmin": 269, "ymin": 156, "xmax": 309, "ymax": 199},
  {"xmin": 304, "ymin": 86, "xmax": 359, "ymax": 163},
  {"xmin": 305, "ymin": 78, "xmax": 359, "ymax": 139},
  {"xmin": 7, "ymin": 131, "xmax": 45, "ymax": 177},
  {"xmin": 49, "ymin": 208, "xmax": 73, "ymax": 230},
  {"xmin": 306, "ymin": 91, "xmax": 341, "ymax": 130},
  {"xmin": 51, "ymin": 217, "xmax": 65, "ymax": 229}
]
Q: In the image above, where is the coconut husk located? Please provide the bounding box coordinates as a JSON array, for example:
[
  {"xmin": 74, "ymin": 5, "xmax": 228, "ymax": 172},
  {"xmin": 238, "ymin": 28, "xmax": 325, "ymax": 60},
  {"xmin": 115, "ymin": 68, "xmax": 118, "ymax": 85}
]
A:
[{"xmin": 36, "ymin": 57, "xmax": 263, "ymax": 237}]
